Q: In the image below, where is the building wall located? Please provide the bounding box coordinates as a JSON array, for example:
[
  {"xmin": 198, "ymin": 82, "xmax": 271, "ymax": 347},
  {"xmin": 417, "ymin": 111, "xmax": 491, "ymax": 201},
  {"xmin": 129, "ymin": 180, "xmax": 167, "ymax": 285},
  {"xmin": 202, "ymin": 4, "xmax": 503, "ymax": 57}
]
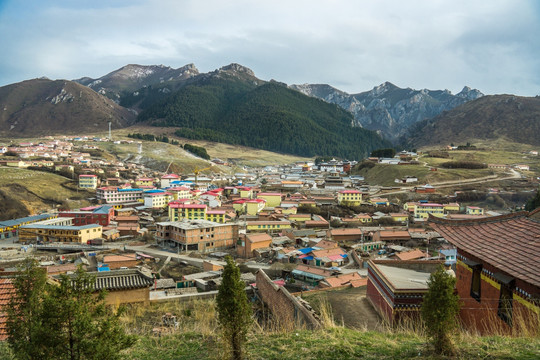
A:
[
  {"xmin": 256, "ymin": 270, "xmax": 320, "ymax": 330},
  {"xmin": 456, "ymin": 256, "xmax": 539, "ymax": 335},
  {"xmin": 105, "ymin": 288, "xmax": 149, "ymax": 305},
  {"xmin": 107, "ymin": 259, "xmax": 139, "ymax": 270}
]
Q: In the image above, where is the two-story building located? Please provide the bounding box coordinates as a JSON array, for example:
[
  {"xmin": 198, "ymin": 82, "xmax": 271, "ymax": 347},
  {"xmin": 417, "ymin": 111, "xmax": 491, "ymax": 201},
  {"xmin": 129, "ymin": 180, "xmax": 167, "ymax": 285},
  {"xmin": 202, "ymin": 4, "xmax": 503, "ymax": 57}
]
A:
[
  {"xmin": 257, "ymin": 192, "xmax": 282, "ymax": 208},
  {"xmin": 96, "ymin": 187, "xmax": 144, "ymax": 204},
  {"xmin": 168, "ymin": 202, "xmax": 207, "ymax": 222},
  {"xmin": 143, "ymin": 191, "xmax": 173, "ymax": 209},
  {"xmin": 414, "ymin": 203, "xmax": 444, "ymax": 219}
]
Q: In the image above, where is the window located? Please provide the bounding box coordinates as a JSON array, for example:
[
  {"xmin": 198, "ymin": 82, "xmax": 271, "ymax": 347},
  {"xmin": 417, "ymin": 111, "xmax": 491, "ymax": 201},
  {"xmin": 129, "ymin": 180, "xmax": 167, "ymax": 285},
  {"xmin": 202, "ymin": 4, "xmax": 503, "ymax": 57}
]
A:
[{"xmin": 468, "ymin": 262, "xmax": 482, "ymax": 302}]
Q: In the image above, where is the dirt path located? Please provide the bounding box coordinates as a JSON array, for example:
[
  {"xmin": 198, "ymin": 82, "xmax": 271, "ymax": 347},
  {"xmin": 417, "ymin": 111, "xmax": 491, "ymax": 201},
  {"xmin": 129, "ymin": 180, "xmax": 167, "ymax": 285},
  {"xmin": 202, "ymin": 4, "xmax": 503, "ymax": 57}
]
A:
[{"xmin": 303, "ymin": 287, "xmax": 384, "ymax": 331}]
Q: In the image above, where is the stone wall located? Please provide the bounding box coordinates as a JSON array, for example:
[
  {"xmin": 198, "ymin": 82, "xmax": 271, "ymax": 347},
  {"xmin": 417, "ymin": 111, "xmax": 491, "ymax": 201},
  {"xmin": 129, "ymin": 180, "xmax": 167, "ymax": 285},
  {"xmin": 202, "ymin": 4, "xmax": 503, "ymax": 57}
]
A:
[{"xmin": 255, "ymin": 270, "xmax": 320, "ymax": 330}]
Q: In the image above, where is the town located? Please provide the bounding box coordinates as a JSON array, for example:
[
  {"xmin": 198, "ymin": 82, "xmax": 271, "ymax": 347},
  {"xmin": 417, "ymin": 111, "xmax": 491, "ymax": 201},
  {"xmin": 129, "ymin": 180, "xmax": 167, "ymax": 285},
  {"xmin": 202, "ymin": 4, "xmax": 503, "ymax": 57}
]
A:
[{"xmin": 0, "ymin": 134, "xmax": 538, "ymax": 351}]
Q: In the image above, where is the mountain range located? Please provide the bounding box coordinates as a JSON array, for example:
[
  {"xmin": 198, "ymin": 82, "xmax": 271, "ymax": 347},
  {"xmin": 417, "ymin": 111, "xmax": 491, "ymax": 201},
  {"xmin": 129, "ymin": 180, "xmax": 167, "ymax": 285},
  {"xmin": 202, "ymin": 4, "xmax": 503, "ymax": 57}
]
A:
[
  {"xmin": 290, "ymin": 82, "xmax": 483, "ymax": 142},
  {"xmin": 402, "ymin": 94, "xmax": 540, "ymax": 147},
  {"xmin": 1, "ymin": 62, "xmax": 537, "ymax": 156}
]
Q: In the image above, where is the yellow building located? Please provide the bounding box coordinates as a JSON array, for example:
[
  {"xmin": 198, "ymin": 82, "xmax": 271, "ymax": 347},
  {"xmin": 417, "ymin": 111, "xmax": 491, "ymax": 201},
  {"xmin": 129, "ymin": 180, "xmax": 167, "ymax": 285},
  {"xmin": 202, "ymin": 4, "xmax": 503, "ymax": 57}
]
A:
[
  {"xmin": 232, "ymin": 200, "xmax": 247, "ymax": 214},
  {"xmin": 443, "ymin": 203, "xmax": 460, "ymax": 213},
  {"xmin": 168, "ymin": 186, "xmax": 192, "ymax": 200},
  {"xmin": 246, "ymin": 221, "xmax": 291, "ymax": 232},
  {"xmin": 414, "ymin": 203, "xmax": 445, "ymax": 219},
  {"xmin": 135, "ymin": 177, "xmax": 154, "ymax": 187},
  {"xmin": 355, "ymin": 214, "xmax": 373, "ymax": 223},
  {"xmin": 206, "ymin": 210, "xmax": 226, "ymax": 223},
  {"xmin": 168, "ymin": 203, "xmax": 207, "ymax": 221},
  {"xmin": 466, "ymin": 206, "xmax": 484, "ymax": 215},
  {"xmin": 337, "ymin": 190, "xmax": 362, "ymax": 206},
  {"xmin": 288, "ymin": 213, "xmax": 312, "ymax": 223},
  {"xmin": 246, "ymin": 199, "xmax": 266, "ymax": 215},
  {"xmin": 257, "ymin": 192, "xmax": 282, "ymax": 208},
  {"xmin": 277, "ymin": 206, "xmax": 298, "ymax": 215},
  {"xmin": 390, "ymin": 213, "xmax": 409, "ymax": 223},
  {"xmin": 143, "ymin": 192, "xmax": 173, "ymax": 209},
  {"xmin": 79, "ymin": 174, "xmax": 98, "ymax": 189},
  {"xmin": 403, "ymin": 202, "xmax": 418, "ymax": 213},
  {"xmin": 18, "ymin": 224, "xmax": 102, "ymax": 244},
  {"xmin": 237, "ymin": 186, "xmax": 253, "ymax": 199}
]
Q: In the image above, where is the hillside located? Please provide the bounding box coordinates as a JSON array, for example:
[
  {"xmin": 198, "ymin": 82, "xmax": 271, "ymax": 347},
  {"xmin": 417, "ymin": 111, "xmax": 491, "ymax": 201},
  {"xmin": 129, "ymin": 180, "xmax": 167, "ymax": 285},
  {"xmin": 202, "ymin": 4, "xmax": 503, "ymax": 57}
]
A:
[
  {"xmin": 403, "ymin": 95, "xmax": 540, "ymax": 147},
  {"xmin": 0, "ymin": 168, "xmax": 92, "ymax": 220},
  {"xmin": 137, "ymin": 68, "xmax": 391, "ymax": 159},
  {"xmin": 0, "ymin": 79, "xmax": 135, "ymax": 135},
  {"xmin": 290, "ymin": 82, "xmax": 483, "ymax": 142}
]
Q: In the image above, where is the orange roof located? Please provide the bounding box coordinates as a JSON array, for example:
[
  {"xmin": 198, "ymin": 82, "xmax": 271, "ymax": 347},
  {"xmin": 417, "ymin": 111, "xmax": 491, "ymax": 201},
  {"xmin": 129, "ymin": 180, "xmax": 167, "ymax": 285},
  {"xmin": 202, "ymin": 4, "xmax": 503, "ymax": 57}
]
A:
[
  {"xmin": 103, "ymin": 254, "xmax": 137, "ymax": 263},
  {"xmin": 323, "ymin": 272, "xmax": 367, "ymax": 288},
  {"xmin": 0, "ymin": 278, "xmax": 16, "ymax": 340},
  {"xmin": 246, "ymin": 233, "xmax": 272, "ymax": 243},
  {"xmin": 311, "ymin": 247, "xmax": 346, "ymax": 258},
  {"xmin": 378, "ymin": 230, "xmax": 410, "ymax": 239},
  {"xmin": 295, "ymin": 264, "xmax": 333, "ymax": 277},
  {"xmin": 315, "ymin": 240, "xmax": 338, "ymax": 249},
  {"xmin": 330, "ymin": 228, "xmax": 362, "ymax": 236},
  {"xmin": 396, "ymin": 249, "xmax": 429, "ymax": 261}
]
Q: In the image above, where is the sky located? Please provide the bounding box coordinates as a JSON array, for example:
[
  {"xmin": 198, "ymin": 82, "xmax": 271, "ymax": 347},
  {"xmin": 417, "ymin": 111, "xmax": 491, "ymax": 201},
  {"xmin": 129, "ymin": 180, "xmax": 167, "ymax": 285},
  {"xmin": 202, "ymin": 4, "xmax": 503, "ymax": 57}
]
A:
[{"xmin": 0, "ymin": 0, "xmax": 539, "ymax": 96}]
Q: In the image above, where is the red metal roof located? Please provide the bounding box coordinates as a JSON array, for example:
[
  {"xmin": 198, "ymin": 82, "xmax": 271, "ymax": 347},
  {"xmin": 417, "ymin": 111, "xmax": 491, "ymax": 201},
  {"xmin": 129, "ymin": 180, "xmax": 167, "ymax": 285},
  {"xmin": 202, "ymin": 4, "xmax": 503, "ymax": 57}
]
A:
[{"xmin": 430, "ymin": 212, "xmax": 540, "ymax": 288}]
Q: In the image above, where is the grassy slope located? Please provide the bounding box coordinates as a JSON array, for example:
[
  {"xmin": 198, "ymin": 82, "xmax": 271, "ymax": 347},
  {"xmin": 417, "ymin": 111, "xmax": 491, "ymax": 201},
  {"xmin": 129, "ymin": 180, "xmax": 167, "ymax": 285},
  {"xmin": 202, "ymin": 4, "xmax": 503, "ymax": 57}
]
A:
[
  {"xmin": 0, "ymin": 167, "xmax": 92, "ymax": 220},
  {"xmin": 107, "ymin": 127, "xmax": 312, "ymax": 167},
  {"xmin": 355, "ymin": 164, "xmax": 495, "ymax": 187}
]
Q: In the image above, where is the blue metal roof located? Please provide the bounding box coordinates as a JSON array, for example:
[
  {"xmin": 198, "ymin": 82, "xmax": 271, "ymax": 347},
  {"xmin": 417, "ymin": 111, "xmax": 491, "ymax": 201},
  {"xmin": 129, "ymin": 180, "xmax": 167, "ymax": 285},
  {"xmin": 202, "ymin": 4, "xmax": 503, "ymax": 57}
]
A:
[
  {"xmin": 298, "ymin": 247, "xmax": 314, "ymax": 254},
  {"xmin": 0, "ymin": 214, "xmax": 55, "ymax": 227},
  {"xmin": 144, "ymin": 189, "xmax": 165, "ymax": 194},
  {"xmin": 20, "ymin": 224, "xmax": 101, "ymax": 230},
  {"xmin": 92, "ymin": 205, "xmax": 112, "ymax": 214},
  {"xmin": 118, "ymin": 188, "xmax": 142, "ymax": 192}
]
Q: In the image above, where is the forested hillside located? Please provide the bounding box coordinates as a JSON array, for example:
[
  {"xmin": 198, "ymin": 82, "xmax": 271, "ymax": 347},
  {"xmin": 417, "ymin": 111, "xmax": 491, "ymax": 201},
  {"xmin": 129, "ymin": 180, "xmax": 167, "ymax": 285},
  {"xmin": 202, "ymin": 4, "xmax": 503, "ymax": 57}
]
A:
[{"xmin": 138, "ymin": 78, "xmax": 390, "ymax": 159}]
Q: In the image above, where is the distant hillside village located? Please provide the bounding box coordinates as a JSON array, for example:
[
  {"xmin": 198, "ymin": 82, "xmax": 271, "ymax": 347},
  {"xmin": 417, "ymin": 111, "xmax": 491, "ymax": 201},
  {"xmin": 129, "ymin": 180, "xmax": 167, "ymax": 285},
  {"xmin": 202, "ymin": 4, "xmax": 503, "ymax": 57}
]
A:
[{"xmin": 0, "ymin": 136, "xmax": 539, "ymax": 340}]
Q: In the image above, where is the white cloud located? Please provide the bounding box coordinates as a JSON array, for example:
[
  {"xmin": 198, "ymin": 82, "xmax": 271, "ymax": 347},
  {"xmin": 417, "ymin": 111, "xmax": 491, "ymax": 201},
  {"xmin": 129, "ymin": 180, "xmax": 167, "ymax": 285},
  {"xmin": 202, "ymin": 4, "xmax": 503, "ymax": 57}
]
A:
[{"xmin": 0, "ymin": 0, "xmax": 538, "ymax": 95}]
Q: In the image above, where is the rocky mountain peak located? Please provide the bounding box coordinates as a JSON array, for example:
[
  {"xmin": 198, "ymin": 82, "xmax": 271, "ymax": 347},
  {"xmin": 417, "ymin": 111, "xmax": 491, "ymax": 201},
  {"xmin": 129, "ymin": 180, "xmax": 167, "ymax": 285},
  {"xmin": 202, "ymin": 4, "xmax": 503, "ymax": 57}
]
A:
[
  {"xmin": 219, "ymin": 63, "xmax": 255, "ymax": 77},
  {"xmin": 370, "ymin": 81, "xmax": 397, "ymax": 97},
  {"xmin": 456, "ymin": 86, "xmax": 484, "ymax": 100}
]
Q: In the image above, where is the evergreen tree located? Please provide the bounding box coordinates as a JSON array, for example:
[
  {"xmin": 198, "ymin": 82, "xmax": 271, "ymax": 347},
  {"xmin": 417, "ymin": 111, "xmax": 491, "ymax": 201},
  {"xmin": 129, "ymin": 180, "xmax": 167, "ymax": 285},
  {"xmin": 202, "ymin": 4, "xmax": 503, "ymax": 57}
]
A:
[
  {"xmin": 43, "ymin": 266, "xmax": 136, "ymax": 360},
  {"xmin": 6, "ymin": 259, "xmax": 52, "ymax": 359},
  {"xmin": 525, "ymin": 188, "xmax": 540, "ymax": 211},
  {"xmin": 7, "ymin": 264, "xmax": 135, "ymax": 360},
  {"xmin": 216, "ymin": 256, "xmax": 252, "ymax": 360},
  {"xmin": 421, "ymin": 265, "xmax": 460, "ymax": 355}
]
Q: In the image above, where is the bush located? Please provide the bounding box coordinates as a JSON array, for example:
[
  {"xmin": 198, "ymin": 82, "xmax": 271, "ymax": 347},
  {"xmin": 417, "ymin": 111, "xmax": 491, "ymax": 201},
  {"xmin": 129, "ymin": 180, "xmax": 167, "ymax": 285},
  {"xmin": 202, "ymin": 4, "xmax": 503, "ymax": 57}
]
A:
[{"xmin": 440, "ymin": 161, "xmax": 487, "ymax": 169}]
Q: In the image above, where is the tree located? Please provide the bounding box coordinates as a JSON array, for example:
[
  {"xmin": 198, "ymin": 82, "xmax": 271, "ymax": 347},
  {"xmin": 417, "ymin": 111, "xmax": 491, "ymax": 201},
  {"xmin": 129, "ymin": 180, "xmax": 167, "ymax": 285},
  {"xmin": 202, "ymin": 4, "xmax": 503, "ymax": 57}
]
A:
[
  {"xmin": 421, "ymin": 265, "xmax": 460, "ymax": 355},
  {"xmin": 525, "ymin": 188, "xmax": 540, "ymax": 211},
  {"xmin": 7, "ymin": 264, "xmax": 135, "ymax": 360},
  {"xmin": 216, "ymin": 256, "xmax": 252, "ymax": 360},
  {"xmin": 6, "ymin": 259, "xmax": 52, "ymax": 359},
  {"xmin": 43, "ymin": 266, "xmax": 136, "ymax": 360}
]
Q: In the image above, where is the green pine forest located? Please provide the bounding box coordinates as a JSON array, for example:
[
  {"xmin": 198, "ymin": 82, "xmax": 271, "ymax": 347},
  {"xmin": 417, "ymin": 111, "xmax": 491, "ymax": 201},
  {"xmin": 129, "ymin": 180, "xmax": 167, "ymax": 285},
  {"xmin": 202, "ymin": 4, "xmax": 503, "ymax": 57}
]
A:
[{"xmin": 137, "ymin": 77, "xmax": 391, "ymax": 159}]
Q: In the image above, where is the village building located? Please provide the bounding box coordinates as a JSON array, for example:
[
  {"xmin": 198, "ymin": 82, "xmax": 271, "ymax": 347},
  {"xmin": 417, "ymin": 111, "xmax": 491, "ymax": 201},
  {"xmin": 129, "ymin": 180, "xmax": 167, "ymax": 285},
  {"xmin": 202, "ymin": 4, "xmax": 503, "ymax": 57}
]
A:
[
  {"xmin": 143, "ymin": 191, "xmax": 173, "ymax": 209},
  {"xmin": 237, "ymin": 233, "xmax": 273, "ymax": 258},
  {"xmin": 59, "ymin": 205, "xmax": 114, "ymax": 226},
  {"xmin": 160, "ymin": 173, "xmax": 180, "ymax": 188},
  {"xmin": 0, "ymin": 213, "xmax": 58, "ymax": 239},
  {"xmin": 18, "ymin": 223, "xmax": 102, "ymax": 244},
  {"xmin": 78, "ymin": 174, "xmax": 98, "ymax": 189},
  {"xmin": 414, "ymin": 203, "xmax": 444, "ymax": 219},
  {"xmin": 168, "ymin": 202, "xmax": 207, "ymax": 221},
  {"xmin": 337, "ymin": 190, "xmax": 362, "ymax": 206},
  {"xmin": 257, "ymin": 192, "xmax": 282, "ymax": 208},
  {"xmin": 246, "ymin": 220, "xmax": 291, "ymax": 233},
  {"xmin": 372, "ymin": 230, "xmax": 411, "ymax": 246},
  {"xmin": 366, "ymin": 260, "xmax": 443, "ymax": 325},
  {"xmin": 465, "ymin": 206, "xmax": 484, "ymax": 216},
  {"xmin": 430, "ymin": 212, "xmax": 540, "ymax": 335},
  {"xmin": 96, "ymin": 187, "xmax": 144, "ymax": 204},
  {"xmin": 155, "ymin": 220, "xmax": 239, "ymax": 252}
]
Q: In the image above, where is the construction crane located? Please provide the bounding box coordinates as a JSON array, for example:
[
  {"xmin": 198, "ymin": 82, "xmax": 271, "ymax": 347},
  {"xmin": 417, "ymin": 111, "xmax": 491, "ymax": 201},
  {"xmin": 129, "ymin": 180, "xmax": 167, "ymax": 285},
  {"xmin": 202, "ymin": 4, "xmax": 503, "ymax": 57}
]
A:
[{"xmin": 193, "ymin": 166, "xmax": 211, "ymax": 186}]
